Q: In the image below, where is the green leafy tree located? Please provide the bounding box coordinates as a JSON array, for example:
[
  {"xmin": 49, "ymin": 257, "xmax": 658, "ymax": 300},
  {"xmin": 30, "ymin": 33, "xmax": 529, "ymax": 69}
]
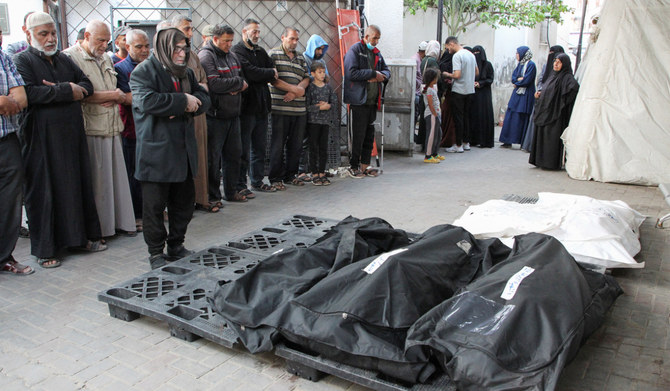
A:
[{"xmin": 405, "ymin": 0, "xmax": 572, "ymax": 36}]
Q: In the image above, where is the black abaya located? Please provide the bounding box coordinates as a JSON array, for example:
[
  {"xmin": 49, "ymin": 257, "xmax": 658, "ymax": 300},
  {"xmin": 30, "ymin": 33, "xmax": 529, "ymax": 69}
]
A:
[
  {"xmin": 469, "ymin": 46, "xmax": 495, "ymax": 147},
  {"xmin": 529, "ymin": 54, "xmax": 579, "ymax": 170}
]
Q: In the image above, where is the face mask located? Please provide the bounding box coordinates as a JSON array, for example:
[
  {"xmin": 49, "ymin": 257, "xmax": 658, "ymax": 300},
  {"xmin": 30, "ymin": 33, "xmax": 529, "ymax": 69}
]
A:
[
  {"xmin": 247, "ymin": 38, "xmax": 255, "ymax": 47},
  {"xmin": 366, "ymin": 42, "xmax": 375, "ymax": 50}
]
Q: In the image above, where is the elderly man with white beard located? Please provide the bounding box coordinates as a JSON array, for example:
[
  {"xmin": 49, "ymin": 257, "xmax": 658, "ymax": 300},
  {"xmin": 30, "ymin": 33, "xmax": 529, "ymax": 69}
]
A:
[
  {"xmin": 14, "ymin": 12, "xmax": 106, "ymax": 268},
  {"xmin": 64, "ymin": 20, "xmax": 136, "ymax": 239}
]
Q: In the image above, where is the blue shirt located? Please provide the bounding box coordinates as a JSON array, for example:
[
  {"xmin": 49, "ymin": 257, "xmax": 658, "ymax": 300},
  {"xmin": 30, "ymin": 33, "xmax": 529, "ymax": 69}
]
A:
[
  {"xmin": 114, "ymin": 55, "xmax": 139, "ymax": 93},
  {"xmin": 0, "ymin": 49, "xmax": 25, "ymax": 138}
]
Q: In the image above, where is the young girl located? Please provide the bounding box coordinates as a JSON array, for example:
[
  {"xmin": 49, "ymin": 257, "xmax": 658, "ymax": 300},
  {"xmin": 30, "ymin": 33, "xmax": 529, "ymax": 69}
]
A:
[{"xmin": 422, "ymin": 68, "xmax": 444, "ymax": 163}]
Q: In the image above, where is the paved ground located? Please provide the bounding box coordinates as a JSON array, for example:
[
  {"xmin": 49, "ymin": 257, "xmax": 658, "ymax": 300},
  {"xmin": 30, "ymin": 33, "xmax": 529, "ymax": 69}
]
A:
[{"xmin": 1, "ymin": 138, "xmax": 669, "ymax": 390}]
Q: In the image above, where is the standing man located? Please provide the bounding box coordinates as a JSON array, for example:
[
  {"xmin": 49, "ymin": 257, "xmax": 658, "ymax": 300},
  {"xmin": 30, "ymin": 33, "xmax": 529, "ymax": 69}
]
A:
[
  {"xmin": 64, "ymin": 20, "xmax": 136, "ymax": 238},
  {"xmin": 0, "ymin": 28, "xmax": 33, "ymax": 275},
  {"xmin": 268, "ymin": 27, "xmax": 310, "ymax": 190},
  {"xmin": 413, "ymin": 41, "xmax": 428, "ymax": 120},
  {"xmin": 173, "ymin": 15, "xmax": 214, "ymax": 212},
  {"xmin": 115, "ymin": 29, "xmax": 151, "ymax": 232},
  {"xmin": 110, "ymin": 26, "xmax": 130, "ymax": 64},
  {"xmin": 443, "ymin": 36, "xmax": 478, "ymax": 153},
  {"xmin": 14, "ymin": 12, "xmax": 105, "ymax": 268},
  {"xmin": 199, "ymin": 24, "xmax": 248, "ymax": 204},
  {"xmin": 5, "ymin": 12, "xmax": 33, "ymax": 58},
  {"xmin": 231, "ymin": 18, "xmax": 278, "ymax": 194},
  {"xmin": 200, "ymin": 25, "xmax": 215, "ymax": 50},
  {"xmin": 343, "ymin": 25, "xmax": 390, "ymax": 178},
  {"xmin": 130, "ymin": 27, "xmax": 210, "ymax": 269}
]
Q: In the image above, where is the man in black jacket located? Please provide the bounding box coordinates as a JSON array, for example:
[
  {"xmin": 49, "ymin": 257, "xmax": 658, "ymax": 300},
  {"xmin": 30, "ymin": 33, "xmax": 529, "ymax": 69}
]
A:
[
  {"xmin": 342, "ymin": 25, "xmax": 390, "ymax": 178},
  {"xmin": 198, "ymin": 24, "xmax": 249, "ymax": 204},
  {"xmin": 231, "ymin": 18, "xmax": 278, "ymax": 194},
  {"xmin": 130, "ymin": 28, "xmax": 210, "ymax": 269}
]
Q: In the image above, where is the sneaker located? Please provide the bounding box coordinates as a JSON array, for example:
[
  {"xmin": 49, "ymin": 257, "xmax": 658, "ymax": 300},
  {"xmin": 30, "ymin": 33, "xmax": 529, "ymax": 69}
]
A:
[
  {"xmin": 149, "ymin": 253, "xmax": 169, "ymax": 270},
  {"xmin": 463, "ymin": 143, "xmax": 471, "ymax": 151},
  {"xmin": 346, "ymin": 167, "xmax": 365, "ymax": 179},
  {"xmin": 434, "ymin": 155, "xmax": 445, "ymax": 161},
  {"xmin": 167, "ymin": 245, "xmax": 194, "ymax": 261},
  {"xmin": 423, "ymin": 156, "xmax": 440, "ymax": 164},
  {"xmin": 445, "ymin": 145, "xmax": 458, "ymax": 153},
  {"xmin": 456, "ymin": 145, "xmax": 465, "ymax": 153}
]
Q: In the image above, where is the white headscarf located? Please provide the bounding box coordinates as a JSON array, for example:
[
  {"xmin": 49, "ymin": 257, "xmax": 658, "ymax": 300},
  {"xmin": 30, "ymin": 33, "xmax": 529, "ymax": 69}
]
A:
[{"xmin": 425, "ymin": 40, "xmax": 441, "ymax": 59}]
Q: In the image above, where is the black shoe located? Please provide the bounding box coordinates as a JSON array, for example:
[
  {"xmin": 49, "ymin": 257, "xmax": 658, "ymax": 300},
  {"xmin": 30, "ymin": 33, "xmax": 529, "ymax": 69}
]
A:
[
  {"xmin": 149, "ymin": 253, "xmax": 168, "ymax": 270},
  {"xmin": 19, "ymin": 226, "xmax": 30, "ymax": 238},
  {"xmin": 167, "ymin": 245, "xmax": 194, "ymax": 261}
]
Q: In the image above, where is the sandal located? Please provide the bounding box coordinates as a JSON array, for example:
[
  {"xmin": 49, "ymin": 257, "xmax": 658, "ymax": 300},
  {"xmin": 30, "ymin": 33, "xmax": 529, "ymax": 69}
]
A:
[
  {"xmin": 321, "ymin": 177, "xmax": 331, "ymax": 186},
  {"xmin": 252, "ymin": 183, "xmax": 277, "ymax": 193},
  {"xmin": 363, "ymin": 167, "xmax": 380, "ymax": 177},
  {"xmin": 1, "ymin": 258, "xmax": 35, "ymax": 275},
  {"xmin": 196, "ymin": 203, "xmax": 220, "ymax": 213},
  {"xmin": 37, "ymin": 257, "xmax": 61, "ymax": 269},
  {"xmin": 135, "ymin": 219, "xmax": 143, "ymax": 232},
  {"xmin": 312, "ymin": 177, "xmax": 323, "ymax": 186},
  {"xmin": 287, "ymin": 177, "xmax": 305, "ymax": 186},
  {"xmin": 272, "ymin": 182, "xmax": 286, "ymax": 191},
  {"xmin": 228, "ymin": 192, "xmax": 248, "ymax": 203},
  {"xmin": 239, "ymin": 189, "xmax": 256, "ymax": 199},
  {"xmin": 75, "ymin": 240, "xmax": 107, "ymax": 252},
  {"xmin": 297, "ymin": 173, "xmax": 312, "ymax": 183}
]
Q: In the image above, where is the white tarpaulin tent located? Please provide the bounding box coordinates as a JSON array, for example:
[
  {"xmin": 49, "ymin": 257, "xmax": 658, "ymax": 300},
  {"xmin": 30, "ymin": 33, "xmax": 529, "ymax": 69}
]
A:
[{"xmin": 562, "ymin": 0, "xmax": 670, "ymax": 186}]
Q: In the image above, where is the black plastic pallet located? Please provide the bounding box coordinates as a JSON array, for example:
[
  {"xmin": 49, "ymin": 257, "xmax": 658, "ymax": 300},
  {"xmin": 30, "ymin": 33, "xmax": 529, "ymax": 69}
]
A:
[
  {"xmin": 275, "ymin": 344, "xmax": 456, "ymax": 391},
  {"xmin": 98, "ymin": 215, "xmax": 338, "ymax": 346}
]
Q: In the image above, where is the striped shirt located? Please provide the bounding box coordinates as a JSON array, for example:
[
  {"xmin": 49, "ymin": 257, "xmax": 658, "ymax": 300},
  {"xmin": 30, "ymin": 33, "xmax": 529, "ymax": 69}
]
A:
[
  {"xmin": 268, "ymin": 45, "xmax": 309, "ymax": 115},
  {"xmin": 0, "ymin": 50, "xmax": 25, "ymax": 138}
]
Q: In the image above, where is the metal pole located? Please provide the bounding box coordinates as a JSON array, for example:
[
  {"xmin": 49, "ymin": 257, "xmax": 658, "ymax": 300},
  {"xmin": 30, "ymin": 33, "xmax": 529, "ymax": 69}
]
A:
[
  {"xmin": 436, "ymin": 0, "xmax": 443, "ymax": 43},
  {"xmin": 575, "ymin": 0, "xmax": 588, "ymax": 71}
]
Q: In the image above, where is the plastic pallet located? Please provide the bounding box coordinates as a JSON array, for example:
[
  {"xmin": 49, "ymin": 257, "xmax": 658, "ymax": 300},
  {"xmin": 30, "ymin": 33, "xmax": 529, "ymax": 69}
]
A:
[
  {"xmin": 268, "ymin": 215, "xmax": 340, "ymax": 238},
  {"xmin": 225, "ymin": 227, "xmax": 319, "ymax": 256},
  {"xmin": 98, "ymin": 246, "xmax": 265, "ymax": 347},
  {"xmin": 501, "ymin": 193, "xmax": 539, "ymax": 204},
  {"xmin": 275, "ymin": 344, "xmax": 456, "ymax": 391}
]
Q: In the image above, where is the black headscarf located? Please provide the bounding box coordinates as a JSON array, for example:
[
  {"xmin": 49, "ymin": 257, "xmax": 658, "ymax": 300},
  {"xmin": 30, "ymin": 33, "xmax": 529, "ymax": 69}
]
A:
[
  {"xmin": 542, "ymin": 45, "xmax": 565, "ymax": 84},
  {"xmin": 472, "ymin": 45, "xmax": 487, "ymax": 71},
  {"xmin": 534, "ymin": 53, "xmax": 579, "ymax": 126},
  {"xmin": 153, "ymin": 28, "xmax": 191, "ymax": 92}
]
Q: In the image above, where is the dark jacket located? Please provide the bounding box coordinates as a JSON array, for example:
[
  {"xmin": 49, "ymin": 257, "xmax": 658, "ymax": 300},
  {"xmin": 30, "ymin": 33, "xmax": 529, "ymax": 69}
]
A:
[
  {"xmin": 129, "ymin": 55, "xmax": 210, "ymax": 182},
  {"xmin": 230, "ymin": 41, "xmax": 275, "ymax": 116},
  {"xmin": 198, "ymin": 41, "xmax": 245, "ymax": 119},
  {"xmin": 343, "ymin": 40, "xmax": 390, "ymax": 107}
]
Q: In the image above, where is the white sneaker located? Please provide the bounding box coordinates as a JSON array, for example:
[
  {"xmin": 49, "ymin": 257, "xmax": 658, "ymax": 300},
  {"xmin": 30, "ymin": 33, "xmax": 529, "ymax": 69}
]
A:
[
  {"xmin": 456, "ymin": 145, "xmax": 465, "ymax": 153},
  {"xmin": 445, "ymin": 145, "xmax": 458, "ymax": 153},
  {"xmin": 463, "ymin": 143, "xmax": 471, "ymax": 151}
]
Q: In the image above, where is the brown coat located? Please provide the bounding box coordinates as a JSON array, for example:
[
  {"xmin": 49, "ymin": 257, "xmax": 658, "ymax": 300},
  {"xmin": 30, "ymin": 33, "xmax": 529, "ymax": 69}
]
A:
[{"xmin": 188, "ymin": 54, "xmax": 209, "ymax": 206}]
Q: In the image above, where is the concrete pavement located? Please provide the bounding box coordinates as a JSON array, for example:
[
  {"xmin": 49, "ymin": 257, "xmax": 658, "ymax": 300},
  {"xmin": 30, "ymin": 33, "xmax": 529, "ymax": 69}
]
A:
[{"xmin": 1, "ymin": 140, "xmax": 668, "ymax": 390}]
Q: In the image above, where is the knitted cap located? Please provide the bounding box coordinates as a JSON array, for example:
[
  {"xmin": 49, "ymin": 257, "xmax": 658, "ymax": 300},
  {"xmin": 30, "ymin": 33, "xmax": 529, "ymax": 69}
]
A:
[{"xmin": 26, "ymin": 12, "xmax": 55, "ymax": 30}]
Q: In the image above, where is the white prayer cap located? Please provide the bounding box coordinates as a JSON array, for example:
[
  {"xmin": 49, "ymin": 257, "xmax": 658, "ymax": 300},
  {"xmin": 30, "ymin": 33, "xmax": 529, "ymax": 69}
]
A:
[{"xmin": 26, "ymin": 12, "xmax": 55, "ymax": 30}]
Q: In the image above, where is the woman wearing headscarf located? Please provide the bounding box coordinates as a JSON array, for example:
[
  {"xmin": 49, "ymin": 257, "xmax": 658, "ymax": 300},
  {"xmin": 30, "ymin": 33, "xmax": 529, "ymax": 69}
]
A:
[
  {"xmin": 529, "ymin": 53, "xmax": 579, "ymax": 170},
  {"xmin": 521, "ymin": 45, "xmax": 564, "ymax": 151},
  {"xmin": 438, "ymin": 43, "xmax": 456, "ymax": 148},
  {"xmin": 468, "ymin": 45, "xmax": 495, "ymax": 147},
  {"xmin": 499, "ymin": 46, "xmax": 536, "ymax": 148},
  {"xmin": 416, "ymin": 40, "xmax": 443, "ymax": 150},
  {"xmin": 130, "ymin": 28, "xmax": 211, "ymax": 269}
]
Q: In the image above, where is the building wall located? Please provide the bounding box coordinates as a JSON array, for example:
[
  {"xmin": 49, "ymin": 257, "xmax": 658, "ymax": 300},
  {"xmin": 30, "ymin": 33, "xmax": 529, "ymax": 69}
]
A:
[
  {"xmin": 365, "ymin": 0, "xmax": 404, "ymax": 58},
  {"xmin": 3, "ymin": 0, "xmax": 43, "ymax": 48}
]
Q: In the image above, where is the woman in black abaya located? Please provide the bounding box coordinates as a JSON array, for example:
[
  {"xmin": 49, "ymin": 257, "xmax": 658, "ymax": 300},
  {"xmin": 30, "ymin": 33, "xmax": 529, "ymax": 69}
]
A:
[
  {"xmin": 469, "ymin": 45, "xmax": 495, "ymax": 147},
  {"xmin": 529, "ymin": 53, "xmax": 580, "ymax": 170},
  {"xmin": 521, "ymin": 45, "xmax": 565, "ymax": 151}
]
